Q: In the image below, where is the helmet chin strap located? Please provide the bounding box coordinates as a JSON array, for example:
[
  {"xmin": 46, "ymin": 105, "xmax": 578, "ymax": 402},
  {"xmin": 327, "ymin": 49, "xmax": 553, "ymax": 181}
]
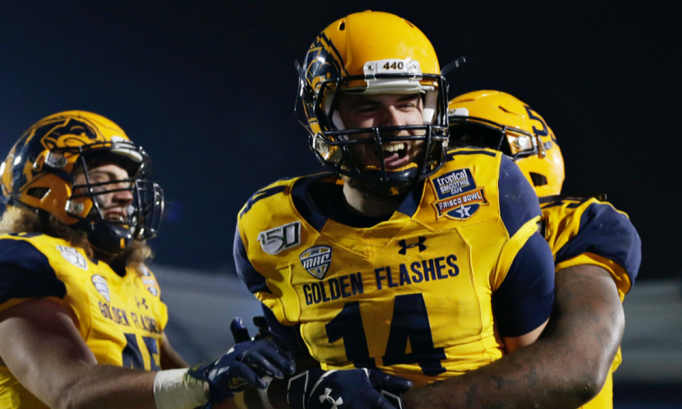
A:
[
  {"xmin": 342, "ymin": 173, "xmax": 405, "ymax": 198},
  {"xmin": 82, "ymin": 220, "xmax": 134, "ymax": 256},
  {"xmin": 77, "ymin": 194, "xmax": 136, "ymax": 256}
]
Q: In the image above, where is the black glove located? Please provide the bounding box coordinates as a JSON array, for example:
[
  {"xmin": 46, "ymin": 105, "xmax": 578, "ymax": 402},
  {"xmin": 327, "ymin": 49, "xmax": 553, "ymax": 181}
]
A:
[
  {"xmin": 230, "ymin": 316, "xmax": 272, "ymax": 343},
  {"xmin": 187, "ymin": 338, "xmax": 295, "ymax": 403},
  {"xmin": 287, "ymin": 368, "xmax": 413, "ymax": 409}
]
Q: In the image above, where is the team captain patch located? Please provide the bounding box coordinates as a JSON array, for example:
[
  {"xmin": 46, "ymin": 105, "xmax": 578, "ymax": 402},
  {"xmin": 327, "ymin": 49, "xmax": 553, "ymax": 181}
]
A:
[{"xmin": 430, "ymin": 168, "xmax": 487, "ymax": 220}]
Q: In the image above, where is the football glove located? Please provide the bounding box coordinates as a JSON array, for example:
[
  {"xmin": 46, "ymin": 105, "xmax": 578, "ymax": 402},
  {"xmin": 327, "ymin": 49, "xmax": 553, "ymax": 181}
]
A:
[
  {"xmin": 230, "ymin": 316, "xmax": 273, "ymax": 344},
  {"xmin": 287, "ymin": 368, "xmax": 412, "ymax": 409},
  {"xmin": 187, "ymin": 339, "xmax": 296, "ymax": 403}
]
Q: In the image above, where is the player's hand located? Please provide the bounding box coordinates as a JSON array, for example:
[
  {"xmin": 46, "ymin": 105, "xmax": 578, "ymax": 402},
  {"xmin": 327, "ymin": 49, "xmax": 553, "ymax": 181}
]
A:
[
  {"xmin": 187, "ymin": 339, "xmax": 296, "ymax": 403},
  {"xmin": 230, "ymin": 316, "xmax": 272, "ymax": 343},
  {"xmin": 286, "ymin": 368, "xmax": 413, "ymax": 409}
]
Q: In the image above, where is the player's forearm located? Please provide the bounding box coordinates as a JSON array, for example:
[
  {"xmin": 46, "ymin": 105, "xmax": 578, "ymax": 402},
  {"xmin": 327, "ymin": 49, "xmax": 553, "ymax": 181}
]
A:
[
  {"xmin": 403, "ymin": 265, "xmax": 624, "ymax": 409},
  {"xmin": 402, "ymin": 340, "xmax": 588, "ymax": 409},
  {"xmin": 160, "ymin": 332, "xmax": 190, "ymax": 369},
  {"xmin": 45, "ymin": 363, "xmax": 157, "ymax": 409}
]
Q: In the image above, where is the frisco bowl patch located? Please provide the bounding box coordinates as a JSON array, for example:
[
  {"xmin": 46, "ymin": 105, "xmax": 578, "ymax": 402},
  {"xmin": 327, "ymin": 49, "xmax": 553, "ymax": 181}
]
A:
[
  {"xmin": 430, "ymin": 168, "xmax": 487, "ymax": 220},
  {"xmin": 300, "ymin": 246, "xmax": 332, "ymax": 280}
]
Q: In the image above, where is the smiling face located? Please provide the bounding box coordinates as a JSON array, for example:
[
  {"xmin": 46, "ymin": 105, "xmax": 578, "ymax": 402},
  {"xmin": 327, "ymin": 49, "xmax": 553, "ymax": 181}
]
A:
[
  {"xmin": 335, "ymin": 92, "xmax": 427, "ymax": 172},
  {"xmin": 73, "ymin": 162, "xmax": 134, "ymax": 224}
]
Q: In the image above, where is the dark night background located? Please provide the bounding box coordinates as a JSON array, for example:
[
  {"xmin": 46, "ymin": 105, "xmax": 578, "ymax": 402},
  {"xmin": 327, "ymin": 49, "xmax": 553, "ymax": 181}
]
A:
[{"xmin": 0, "ymin": 0, "xmax": 679, "ymax": 281}]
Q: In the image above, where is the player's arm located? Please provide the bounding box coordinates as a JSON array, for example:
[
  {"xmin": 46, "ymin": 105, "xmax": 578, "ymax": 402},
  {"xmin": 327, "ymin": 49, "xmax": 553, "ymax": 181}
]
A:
[
  {"xmin": 398, "ymin": 156, "xmax": 557, "ymax": 408},
  {"xmin": 0, "ymin": 298, "xmax": 158, "ymax": 409},
  {"xmin": 503, "ymin": 319, "xmax": 548, "ymax": 353},
  {"xmin": 0, "ymin": 297, "xmax": 295, "ymax": 409},
  {"xmin": 494, "ymin": 155, "xmax": 555, "ymax": 353},
  {"xmin": 160, "ymin": 332, "xmax": 189, "ymax": 369},
  {"xmin": 494, "ymin": 230, "xmax": 555, "ymax": 354},
  {"xmin": 401, "ymin": 180, "xmax": 641, "ymax": 408},
  {"xmin": 402, "ymin": 263, "xmax": 623, "ymax": 409}
]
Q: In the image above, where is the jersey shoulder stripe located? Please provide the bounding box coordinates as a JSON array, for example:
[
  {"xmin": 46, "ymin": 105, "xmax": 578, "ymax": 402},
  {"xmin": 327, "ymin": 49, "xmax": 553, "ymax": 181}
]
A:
[
  {"xmin": 233, "ymin": 225, "xmax": 271, "ymax": 295},
  {"xmin": 446, "ymin": 148, "xmax": 497, "ymax": 160},
  {"xmin": 0, "ymin": 235, "xmax": 66, "ymax": 310},
  {"xmin": 498, "ymin": 155, "xmax": 542, "ymax": 237},
  {"xmin": 542, "ymin": 197, "xmax": 641, "ymax": 294}
]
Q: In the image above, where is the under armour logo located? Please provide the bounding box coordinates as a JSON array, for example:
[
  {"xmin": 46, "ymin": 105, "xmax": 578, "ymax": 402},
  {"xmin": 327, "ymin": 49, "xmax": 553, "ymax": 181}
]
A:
[
  {"xmin": 319, "ymin": 388, "xmax": 343, "ymax": 409},
  {"xmin": 398, "ymin": 237, "xmax": 427, "ymax": 255},
  {"xmin": 136, "ymin": 297, "xmax": 148, "ymax": 310}
]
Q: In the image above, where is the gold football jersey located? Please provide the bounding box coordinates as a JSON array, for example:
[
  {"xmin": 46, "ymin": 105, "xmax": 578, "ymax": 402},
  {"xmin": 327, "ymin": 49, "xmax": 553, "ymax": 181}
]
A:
[
  {"xmin": 0, "ymin": 233, "xmax": 168, "ymax": 409},
  {"xmin": 236, "ymin": 149, "xmax": 556, "ymax": 386},
  {"xmin": 539, "ymin": 196, "xmax": 641, "ymax": 409}
]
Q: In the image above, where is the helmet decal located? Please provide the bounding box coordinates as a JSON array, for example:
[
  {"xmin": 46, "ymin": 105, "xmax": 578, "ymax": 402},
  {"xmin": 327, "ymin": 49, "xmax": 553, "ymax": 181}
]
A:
[
  {"xmin": 11, "ymin": 116, "xmax": 103, "ymax": 192},
  {"xmin": 303, "ymin": 32, "xmax": 348, "ymax": 93},
  {"xmin": 34, "ymin": 117, "xmax": 99, "ymax": 149},
  {"xmin": 448, "ymin": 91, "xmax": 565, "ymax": 197}
]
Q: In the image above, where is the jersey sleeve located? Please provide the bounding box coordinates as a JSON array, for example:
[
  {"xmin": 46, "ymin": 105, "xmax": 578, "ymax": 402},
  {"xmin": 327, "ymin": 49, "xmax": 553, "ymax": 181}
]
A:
[
  {"xmin": 233, "ymin": 226, "xmax": 272, "ymax": 296},
  {"xmin": 490, "ymin": 157, "xmax": 555, "ymax": 337},
  {"xmin": 234, "ymin": 225, "xmax": 310, "ymax": 358},
  {"xmin": 554, "ymin": 201, "xmax": 641, "ymax": 297},
  {"xmin": 234, "ymin": 224, "xmax": 299, "ymax": 325},
  {"xmin": 0, "ymin": 238, "xmax": 67, "ymax": 313},
  {"xmin": 498, "ymin": 155, "xmax": 542, "ymax": 236},
  {"xmin": 492, "ymin": 232, "xmax": 555, "ymax": 337},
  {"xmin": 260, "ymin": 303, "xmax": 310, "ymax": 358}
]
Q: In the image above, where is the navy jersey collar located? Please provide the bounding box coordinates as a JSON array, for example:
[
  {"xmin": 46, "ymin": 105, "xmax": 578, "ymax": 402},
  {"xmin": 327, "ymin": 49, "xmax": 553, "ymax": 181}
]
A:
[{"xmin": 291, "ymin": 173, "xmax": 423, "ymax": 232}]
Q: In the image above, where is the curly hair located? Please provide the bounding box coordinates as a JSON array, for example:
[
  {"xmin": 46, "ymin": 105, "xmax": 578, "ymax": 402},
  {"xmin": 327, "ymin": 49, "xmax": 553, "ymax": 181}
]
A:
[{"xmin": 0, "ymin": 205, "xmax": 153, "ymax": 271}]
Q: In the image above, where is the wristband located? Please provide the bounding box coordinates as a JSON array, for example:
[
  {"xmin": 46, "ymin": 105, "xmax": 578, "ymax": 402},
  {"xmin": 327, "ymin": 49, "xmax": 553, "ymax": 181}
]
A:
[{"xmin": 153, "ymin": 368, "xmax": 209, "ymax": 409}]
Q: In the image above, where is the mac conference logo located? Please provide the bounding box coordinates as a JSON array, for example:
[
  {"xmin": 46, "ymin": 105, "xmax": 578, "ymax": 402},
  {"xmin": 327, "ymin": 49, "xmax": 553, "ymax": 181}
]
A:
[
  {"xmin": 299, "ymin": 246, "xmax": 332, "ymax": 280},
  {"xmin": 91, "ymin": 274, "xmax": 110, "ymax": 302}
]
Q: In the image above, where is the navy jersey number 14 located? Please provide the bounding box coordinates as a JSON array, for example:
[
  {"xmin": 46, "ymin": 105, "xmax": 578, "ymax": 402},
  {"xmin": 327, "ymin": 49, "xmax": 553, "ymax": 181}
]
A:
[{"xmin": 325, "ymin": 293, "xmax": 446, "ymax": 376}]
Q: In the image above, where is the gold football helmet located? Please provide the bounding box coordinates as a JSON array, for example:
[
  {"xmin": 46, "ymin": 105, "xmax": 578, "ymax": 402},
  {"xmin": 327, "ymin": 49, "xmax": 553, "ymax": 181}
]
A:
[
  {"xmin": 448, "ymin": 90, "xmax": 565, "ymax": 197},
  {"xmin": 296, "ymin": 11, "xmax": 450, "ymax": 189},
  {"xmin": 1, "ymin": 111, "xmax": 163, "ymax": 253}
]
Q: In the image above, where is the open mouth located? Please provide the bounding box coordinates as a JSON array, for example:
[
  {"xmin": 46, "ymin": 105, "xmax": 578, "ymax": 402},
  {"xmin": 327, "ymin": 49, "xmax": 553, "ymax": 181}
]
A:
[
  {"xmin": 379, "ymin": 142, "xmax": 408, "ymax": 158},
  {"xmin": 371, "ymin": 142, "xmax": 413, "ymax": 168},
  {"xmin": 104, "ymin": 213, "xmax": 127, "ymax": 223}
]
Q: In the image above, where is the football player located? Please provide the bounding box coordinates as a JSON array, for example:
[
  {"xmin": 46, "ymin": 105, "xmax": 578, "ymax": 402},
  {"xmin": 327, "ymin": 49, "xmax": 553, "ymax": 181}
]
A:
[
  {"xmin": 233, "ymin": 12, "xmax": 556, "ymax": 409},
  {"xmin": 0, "ymin": 111, "xmax": 294, "ymax": 409},
  {"xmin": 400, "ymin": 90, "xmax": 641, "ymax": 408}
]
